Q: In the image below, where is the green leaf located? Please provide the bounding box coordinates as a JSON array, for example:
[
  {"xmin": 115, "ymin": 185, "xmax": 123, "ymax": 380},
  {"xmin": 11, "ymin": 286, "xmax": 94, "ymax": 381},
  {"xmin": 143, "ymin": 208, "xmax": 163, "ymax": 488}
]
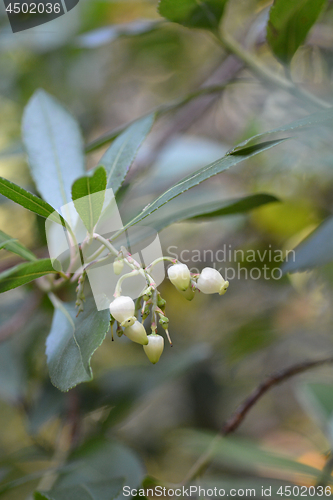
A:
[
  {"xmin": 158, "ymin": 0, "xmax": 228, "ymax": 30},
  {"xmin": 229, "ymin": 108, "xmax": 333, "ymax": 153},
  {"xmin": 0, "ymin": 229, "xmax": 37, "ymax": 261},
  {"xmin": 28, "ymin": 382, "xmax": 65, "ymax": 435},
  {"xmin": 146, "ymin": 193, "xmax": 279, "ymax": 233},
  {"xmin": 298, "ymin": 382, "xmax": 333, "ymax": 431},
  {"xmin": 0, "ymin": 259, "xmax": 57, "ymax": 293},
  {"xmin": 0, "ymin": 341, "xmax": 26, "ymax": 403},
  {"xmin": 97, "ymin": 114, "xmax": 154, "ymax": 194},
  {"xmin": 267, "ymin": 0, "xmax": 327, "ymax": 64},
  {"xmin": 71, "ymin": 167, "xmax": 107, "ymax": 233},
  {"xmin": 46, "ymin": 296, "xmax": 110, "ymax": 391},
  {"xmin": 116, "ymin": 139, "xmax": 287, "ymax": 235},
  {"xmin": 282, "ymin": 216, "xmax": 333, "ymax": 274},
  {"xmin": 0, "ymin": 177, "xmax": 66, "ymax": 227},
  {"xmin": 34, "ymin": 478, "xmax": 124, "ymax": 500},
  {"xmin": 181, "ymin": 430, "xmax": 324, "ymax": 478},
  {"xmin": 0, "ymin": 141, "xmax": 24, "ymax": 159},
  {"xmin": 98, "ymin": 344, "xmax": 211, "ymax": 426},
  {"xmin": 22, "ymin": 89, "xmax": 85, "ymax": 210},
  {"xmin": 56, "ymin": 440, "xmax": 144, "ymax": 492}
]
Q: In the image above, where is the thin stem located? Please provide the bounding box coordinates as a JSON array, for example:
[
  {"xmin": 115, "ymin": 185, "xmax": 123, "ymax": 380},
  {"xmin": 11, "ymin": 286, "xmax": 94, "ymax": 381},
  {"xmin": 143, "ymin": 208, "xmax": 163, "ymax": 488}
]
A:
[
  {"xmin": 70, "ymin": 252, "xmax": 112, "ymax": 282},
  {"xmin": 33, "ymin": 423, "xmax": 73, "ymax": 495},
  {"xmin": 214, "ymin": 31, "xmax": 331, "ymax": 110},
  {"xmin": 114, "ymin": 270, "xmax": 140, "ymax": 297},
  {"xmin": 181, "ymin": 355, "xmax": 333, "ymax": 485},
  {"xmin": 85, "ymin": 83, "xmax": 237, "ymax": 153},
  {"xmin": 91, "ymin": 233, "xmax": 155, "ymax": 288},
  {"xmin": 146, "ymin": 256, "xmax": 176, "ymax": 272},
  {"xmin": 151, "ymin": 289, "xmax": 158, "ymax": 332},
  {"xmin": 93, "ymin": 233, "xmax": 118, "ymax": 256}
]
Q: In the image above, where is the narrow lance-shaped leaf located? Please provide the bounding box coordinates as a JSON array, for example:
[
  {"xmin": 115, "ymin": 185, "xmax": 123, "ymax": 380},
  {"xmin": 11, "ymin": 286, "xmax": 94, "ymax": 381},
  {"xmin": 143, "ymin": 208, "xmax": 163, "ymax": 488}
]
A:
[
  {"xmin": 0, "ymin": 176, "xmax": 67, "ymax": 227},
  {"xmin": 0, "ymin": 229, "xmax": 37, "ymax": 261},
  {"xmin": 267, "ymin": 0, "xmax": 327, "ymax": 64},
  {"xmin": 86, "ymin": 97, "xmax": 333, "ymax": 154},
  {"xmin": 298, "ymin": 382, "xmax": 333, "ymax": 432},
  {"xmin": 46, "ymin": 296, "xmax": 110, "ymax": 392},
  {"xmin": 22, "ymin": 89, "xmax": 85, "ymax": 210},
  {"xmin": 158, "ymin": 0, "xmax": 229, "ymax": 30},
  {"xmin": 145, "ymin": 193, "xmax": 279, "ymax": 234},
  {"xmin": 0, "ymin": 259, "xmax": 57, "ymax": 294},
  {"xmin": 71, "ymin": 167, "xmax": 107, "ymax": 233},
  {"xmin": 98, "ymin": 113, "xmax": 154, "ymax": 194},
  {"xmin": 115, "ymin": 139, "xmax": 287, "ymax": 236},
  {"xmin": 229, "ymin": 107, "xmax": 333, "ymax": 153},
  {"xmin": 182, "ymin": 430, "xmax": 324, "ymax": 478},
  {"xmin": 282, "ymin": 216, "xmax": 333, "ymax": 274},
  {"xmin": 34, "ymin": 478, "xmax": 124, "ymax": 500}
]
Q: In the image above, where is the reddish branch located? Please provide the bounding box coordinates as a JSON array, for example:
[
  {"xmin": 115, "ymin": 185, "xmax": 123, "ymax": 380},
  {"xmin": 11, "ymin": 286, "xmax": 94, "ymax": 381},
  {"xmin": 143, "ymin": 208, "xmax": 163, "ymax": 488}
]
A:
[
  {"xmin": 182, "ymin": 356, "xmax": 333, "ymax": 484},
  {"xmin": 222, "ymin": 356, "xmax": 333, "ymax": 435}
]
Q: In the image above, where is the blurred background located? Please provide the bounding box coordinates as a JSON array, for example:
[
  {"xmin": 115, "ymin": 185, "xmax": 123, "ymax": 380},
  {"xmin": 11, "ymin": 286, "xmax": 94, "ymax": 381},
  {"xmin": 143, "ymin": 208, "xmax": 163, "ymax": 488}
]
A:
[{"xmin": 1, "ymin": 0, "xmax": 333, "ymax": 497}]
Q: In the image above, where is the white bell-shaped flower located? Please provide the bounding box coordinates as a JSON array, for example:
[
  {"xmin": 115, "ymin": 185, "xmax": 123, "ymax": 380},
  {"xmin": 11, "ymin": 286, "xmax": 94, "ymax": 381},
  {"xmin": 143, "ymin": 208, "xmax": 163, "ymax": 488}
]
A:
[
  {"xmin": 197, "ymin": 267, "xmax": 229, "ymax": 295},
  {"xmin": 143, "ymin": 333, "xmax": 164, "ymax": 364},
  {"xmin": 167, "ymin": 263, "xmax": 191, "ymax": 291},
  {"xmin": 109, "ymin": 296, "xmax": 135, "ymax": 323},
  {"xmin": 124, "ymin": 321, "xmax": 148, "ymax": 345}
]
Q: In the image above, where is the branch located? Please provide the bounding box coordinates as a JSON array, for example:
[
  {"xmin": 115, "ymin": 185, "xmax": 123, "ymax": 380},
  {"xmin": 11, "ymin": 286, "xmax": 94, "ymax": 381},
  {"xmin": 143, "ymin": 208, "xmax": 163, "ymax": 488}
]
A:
[
  {"xmin": 85, "ymin": 57, "xmax": 242, "ymax": 154},
  {"xmin": 0, "ymin": 290, "xmax": 42, "ymax": 343},
  {"xmin": 181, "ymin": 356, "xmax": 333, "ymax": 484},
  {"xmin": 215, "ymin": 31, "xmax": 331, "ymax": 111}
]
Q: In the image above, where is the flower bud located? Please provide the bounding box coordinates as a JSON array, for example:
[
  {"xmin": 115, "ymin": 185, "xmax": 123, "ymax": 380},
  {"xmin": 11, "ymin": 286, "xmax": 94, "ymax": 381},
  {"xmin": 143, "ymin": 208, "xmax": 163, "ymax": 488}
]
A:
[
  {"xmin": 167, "ymin": 263, "xmax": 191, "ymax": 291},
  {"xmin": 142, "ymin": 286, "xmax": 153, "ymax": 301},
  {"xmin": 143, "ymin": 334, "xmax": 164, "ymax": 364},
  {"xmin": 113, "ymin": 258, "xmax": 124, "ymax": 275},
  {"xmin": 157, "ymin": 295, "xmax": 166, "ymax": 311},
  {"xmin": 142, "ymin": 305, "xmax": 150, "ymax": 321},
  {"xmin": 197, "ymin": 267, "xmax": 229, "ymax": 295},
  {"xmin": 159, "ymin": 316, "xmax": 169, "ymax": 329},
  {"xmin": 109, "ymin": 296, "xmax": 135, "ymax": 323},
  {"xmin": 124, "ymin": 321, "xmax": 148, "ymax": 345}
]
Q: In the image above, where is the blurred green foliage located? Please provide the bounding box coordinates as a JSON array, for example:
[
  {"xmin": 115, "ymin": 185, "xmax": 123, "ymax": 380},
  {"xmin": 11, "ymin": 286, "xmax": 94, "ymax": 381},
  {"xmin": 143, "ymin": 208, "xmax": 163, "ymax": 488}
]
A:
[{"xmin": 1, "ymin": 0, "xmax": 333, "ymax": 498}]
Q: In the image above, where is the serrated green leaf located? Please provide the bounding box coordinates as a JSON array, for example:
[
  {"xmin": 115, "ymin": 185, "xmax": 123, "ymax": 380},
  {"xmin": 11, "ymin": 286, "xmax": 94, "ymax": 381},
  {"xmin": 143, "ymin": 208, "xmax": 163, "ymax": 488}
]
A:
[
  {"xmin": 0, "ymin": 229, "xmax": 37, "ymax": 261},
  {"xmin": 22, "ymin": 89, "xmax": 85, "ymax": 210},
  {"xmin": 98, "ymin": 114, "xmax": 154, "ymax": 194},
  {"xmin": 158, "ymin": 0, "xmax": 228, "ymax": 30},
  {"xmin": 146, "ymin": 193, "xmax": 279, "ymax": 233},
  {"xmin": 267, "ymin": 0, "xmax": 327, "ymax": 64},
  {"xmin": 71, "ymin": 167, "xmax": 107, "ymax": 233},
  {"xmin": 0, "ymin": 177, "xmax": 66, "ymax": 227},
  {"xmin": 282, "ymin": 216, "xmax": 333, "ymax": 274},
  {"xmin": 0, "ymin": 259, "xmax": 57, "ymax": 293},
  {"xmin": 46, "ymin": 296, "xmax": 110, "ymax": 392},
  {"xmin": 34, "ymin": 478, "xmax": 124, "ymax": 500},
  {"xmin": 115, "ymin": 139, "xmax": 287, "ymax": 236}
]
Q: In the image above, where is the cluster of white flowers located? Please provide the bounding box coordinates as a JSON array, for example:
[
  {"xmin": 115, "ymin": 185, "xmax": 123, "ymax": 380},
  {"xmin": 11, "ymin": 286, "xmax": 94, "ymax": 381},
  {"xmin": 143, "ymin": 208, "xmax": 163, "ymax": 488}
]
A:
[
  {"xmin": 168, "ymin": 263, "xmax": 229, "ymax": 296},
  {"xmin": 108, "ymin": 259, "xmax": 229, "ymax": 364}
]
